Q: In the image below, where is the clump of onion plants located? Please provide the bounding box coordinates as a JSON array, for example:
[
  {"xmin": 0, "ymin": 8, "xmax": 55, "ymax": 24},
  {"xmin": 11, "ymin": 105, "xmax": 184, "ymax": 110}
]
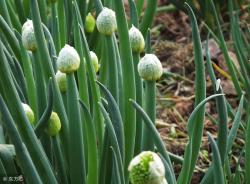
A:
[{"xmin": 0, "ymin": 0, "xmax": 249, "ymax": 184}]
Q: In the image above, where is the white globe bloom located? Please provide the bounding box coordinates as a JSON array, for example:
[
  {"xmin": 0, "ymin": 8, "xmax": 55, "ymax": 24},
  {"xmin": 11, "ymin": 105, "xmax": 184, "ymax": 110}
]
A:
[
  {"xmin": 57, "ymin": 44, "xmax": 80, "ymax": 74},
  {"xmin": 96, "ymin": 7, "xmax": 117, "ymax": 35},
  {"xmin": 128, "ymin": 151, "xmax": 167, "ymax": 184},
  {"xmin": 22, "ymin": 20, "xmax": 37, "ymax": 51},
  {"xmin": 129, "ymin": 25, "xmax": 145, "ymax": 53},
  {"xmin": 138, "ymin": 54, "xmax": 163, "ymax": 81}
]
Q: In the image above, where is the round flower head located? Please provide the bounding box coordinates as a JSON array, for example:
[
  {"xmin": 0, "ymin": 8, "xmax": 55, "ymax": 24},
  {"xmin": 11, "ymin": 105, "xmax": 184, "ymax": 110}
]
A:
[
  {"xmin": 96, "ymin": 7, "xmax": 117, "ymax": 35},
  {"xmin": 138, "ymin": 54, "xmax": 163, "ymax": 81},
  {"xmin": 22, "ymin": 20, "xmax": 37, "ymax": 51},
  {"xmin": 55, "ymin": 71, "xmax": 67, "ymax": 93},
  {"xmin": 57, "ymin": 44, "xmax": 80, "ymax": 74},
  {"xmin": 90, "ymin": 51, "xmax": 100, "ymax": 73},
  {"xmin": 128, "ymin": 151, "xmax": 166, "ymax": 184},
  {"xmin": 129, "ymin": 26, "xmax": 145, "ymax": 53},
  {"xmin": 85, "ymin": 13, "xmax": 96, "ymax": 33},
  {"xmin": 22, "ymin": 103, "xmax": 35, "ymax": 124},
  {"xmin": 46, "ymin": 112, "xmax": 61, "ymax": 136}
]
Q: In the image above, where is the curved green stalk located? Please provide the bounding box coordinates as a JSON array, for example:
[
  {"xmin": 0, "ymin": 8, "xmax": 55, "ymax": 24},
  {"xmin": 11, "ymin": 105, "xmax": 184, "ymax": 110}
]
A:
[
  {"xmin": 34, "ymin": 80, "xmax": 53, "ymax": 137},
  {"xmin": 14, "ymin": 0, "xmax": 26, "ymax": 24},
  {"xmin": 208, "ymin": 132, "xmax": 225, "ymax": 184},
  {"xmin": 136, "ymin": 0, "xmax": 144, "ymax": 17},
  {"xmin": 128, "ymin": 0, "xmax": 139, "ymax": 27},
  {"xmin": 42, "ymin": 24, "xmax": 57, "ymax": 72},
  {"xmin": 52, "ymin": 136, "xmax": 68, "ymax": 184},
  {"xmin": 208, "ymin": 0, "xmax": 242, "ymax": 97},
  {"xmin": 0, "ymin": 0, "xmax": 12, "ymax": 28},
  {"xmin": 79, "ymin": 26, "xmax": 104, "ymax": 148},
  {"xmin": 246, "ymin": 107, "xmax": 250, "ymax": 184},
  {"xmin": 5, "ymin": 1, "xmax": 22, "ymax": 32},
  {"xmin": 32, "ymin": 51, "xmax": 47, "ymax": 118},
  {"xmin": 112, "ymin": 1, "xmax": 136, "ymax": 182},
  {"xmin": 139, "ymin": 0, "xmax": 157, "ymax": 37},
  {"xmin": 57, "ymin": 0, "xmax": 66, "ymax": 47},
  {"xmin": 12, "ymin": 57, "xmax": 28, "ymax": 101},
  {"xmin": 73, "ymin": 1, "xmax": 90, "ymax": 108},
  {"xmin": 37, "ymin": 0, "xmax": 47, "ymax": 24},
  {"xmin": 201, "ymin": 35, "xmax": 228, "ymax": 184},
  {"xmin": 0, "ymin": 159, "xmax": 6, "ymax": 179},
  {"xmin": 133, "ymin": 53, "xmax": 143, "ymax": 155},
  {"xmin": 79, "ymin": 101, "xmax": 98, "ymax": 184},
  {"xmin": 67, "ymin": 73, "xmax": 86, "ymax": 184},
  {"xmin": 97, "ymin": 81, "xmax": 125, "ymax": 160},
  {"xmin": 51, "ymin": 4, "xmax": 60, "ymax": 53},
  {"xmin": 99, "ymin": 103, "xmax": 125, "ymax": 184},
  {"xmin": 0, "ymin": 16, "xmax": 21, "ymax": 61},
  {"xmin": 23, "ymin": 0, "xmax": 30, "ymax": 17},
  {"xmin": 105, "ymin": 35, "xmax": 118, "ymax": 102}
]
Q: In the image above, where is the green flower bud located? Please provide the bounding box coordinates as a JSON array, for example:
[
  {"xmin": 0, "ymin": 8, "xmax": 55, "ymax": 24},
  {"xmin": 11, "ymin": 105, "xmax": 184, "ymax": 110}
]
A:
[
  {"xmin": 96, "ymin": 7, "xmax": 117, "ymax": 35},
  {"xmin": 55, "ymin": 71, "xmax": 67, "ymax": 93},
  {"xmin": 21, "ymin": 103, "xmax": 35, "ymax": 124},
  {"xmin": 129, "ymin": 26, "xmax": 145, "ymax": 53},
  {"xmin": 128, "ymin": 151, "xmax": 167, "ymax": 184},
  {"xmin": 57, "ymin": 44, "xmax": 80, "ymax": 74},
  {"xmin": 85, "ymin": 13, "xmax": 96, "ymax": 33},
  {"xmin": 22, "ymin": 20, "xmax": 37, "ymax": 51},
  {"xmin": 46, "ymin": 112, "xmax": 61, "ymax": 136},
  {"xmin": 90, "ymin": 51, "xmax": 100, "ymax": 73},
  {"xmin": 138, "ymin": 54, "xmax": 163, "ymax": 81}
]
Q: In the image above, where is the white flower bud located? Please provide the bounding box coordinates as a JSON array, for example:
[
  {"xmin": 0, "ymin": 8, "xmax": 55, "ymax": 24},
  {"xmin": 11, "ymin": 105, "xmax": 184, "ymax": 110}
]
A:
[
  {"xmin": 128, "ymin": 151, "xmax": 166, "ymax": 184},
  {"xmin": 57, "ymin": 44, "xmax": 80, "ymax": 74},
  {"xmin": 90, "ymin": 51, "xmax": 100, "ymax": 73},
  {"xmin": 46, "ymin": 112, "xmax": 61, "ymax": 136},
  {"xmin": 96, "ymin": 7, "xmax": 117, "ymax": 35},
  {"xmin": 22, "ymin": 20, "xmax": 37, "ymax": 51},
  {"xmin": 22, "ymin": 103, "xmax": 35, "ymax": 124},
  {"xmin": 55, "ymin": 71, "xmax": 67, "ymax": 93},
  {"xmin": 138, "ymin": 54, "xmax": 163, "ymax": 81},
  {"xmin": 129, "ymin": 26, "xmax": 145, "ymax": 53},
  {"xmin": 85, "ymin": 13, "xmax": 96, "ymax": 33}
]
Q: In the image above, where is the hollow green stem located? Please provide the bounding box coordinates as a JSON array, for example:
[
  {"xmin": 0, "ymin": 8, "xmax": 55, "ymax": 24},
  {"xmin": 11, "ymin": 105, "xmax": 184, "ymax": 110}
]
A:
[
  {"xmin": 79, "ymin": 101, "xmax": 98, "ymax": 184},
  {"xmin": 133, "ymin": 53, "xmax": 143, "ymax": 155},
  {"xmin": 142, "ymin": 81, "xmax": 156, "ymax": 151},
  {"xmin": 139, "ymin": 0, "xmax": 157, "ymax": 37},
  {"xmin": 106, "ymin": 35, "xmax": 118, "ymax": 102},
  {"xmin": 112, "ymin": 1, "xmax": 136, "ymax": 182},
  {"xmin": 52, "ymin": 136, "xmax": 68, "ymax": 184},
  {"xmin": 66, "ymin": 73, "xmax": 86, "ymax": 184},
  {"xmin": 32, "ymin": 51, "xmax": 47, "ymax": 118},
  {"xmin": 58, "ymin": 0, "xmax": 67, "ymax": 47},
  {"xmin": 246, "ymin": 107, "xmax": 250, "ymax": 184},
  {"xmin": 0, "ymin": 0, "xmax": 12, "ymax": 28}
]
